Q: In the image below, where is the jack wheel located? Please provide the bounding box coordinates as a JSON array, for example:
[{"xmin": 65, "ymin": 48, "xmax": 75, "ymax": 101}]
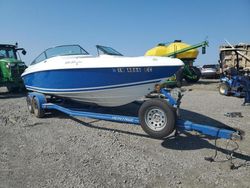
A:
[
  {"xmin": 32, "ymin": 97, "xmax": 45, "ymax": 118},
  {"xmin": 139, "ymin": 98, "xmax": 176, "ymax": 139},
  {"xmin": 26, "ymin": 95, "xmax": 34, "ymax": 114}
]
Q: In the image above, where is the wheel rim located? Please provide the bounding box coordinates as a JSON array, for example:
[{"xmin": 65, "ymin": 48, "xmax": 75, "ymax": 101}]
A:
[{"xmin": 145, "ymin": 108, "xmax": 167, "ymax": 131}]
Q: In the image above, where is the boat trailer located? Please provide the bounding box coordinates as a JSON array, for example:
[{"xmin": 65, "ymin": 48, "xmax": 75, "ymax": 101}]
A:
[{"xmin": 26, "ymin": 89, "xmax": 243, "ymax": 141}]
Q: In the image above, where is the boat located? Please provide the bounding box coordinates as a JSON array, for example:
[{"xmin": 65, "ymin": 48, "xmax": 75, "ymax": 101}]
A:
[{"xmin": 21, "ymin": 44, "xmax": 183, "ymax": 107}]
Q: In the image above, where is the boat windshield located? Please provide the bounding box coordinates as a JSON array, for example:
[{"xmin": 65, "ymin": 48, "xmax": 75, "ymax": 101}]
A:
[
  {"xmin": 96, "ymin": 45, "xmax": 123, "ymax": 56},
  {"xmin": 31, "ymin": 45, "xmax": 89, "ymax": 65}
]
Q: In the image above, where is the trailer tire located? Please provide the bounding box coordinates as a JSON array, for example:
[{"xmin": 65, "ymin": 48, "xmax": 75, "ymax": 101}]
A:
[
  {"xmin": 139, "ymin": 98, "xmax": 176, "ymax": 139},
  {"xmin": 26, "ymin": 95, "xmax": 34, "ymax": 114},
  {"xmin": 219, "ymin": 82, "xmax": 230, "ymax": 96},
  {"xmin": 32, "ymin": 97, "xmax": 45, "ymax": 118}
]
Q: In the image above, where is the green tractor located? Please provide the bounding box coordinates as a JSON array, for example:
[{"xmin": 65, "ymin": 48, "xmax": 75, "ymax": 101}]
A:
[
  {"xmin": 0, "ymin": 43, "xmax": 27, "ymax": 92},
  {"xmin": 145, "ymin": 40, "xmax": 208, "ymax": 87}
]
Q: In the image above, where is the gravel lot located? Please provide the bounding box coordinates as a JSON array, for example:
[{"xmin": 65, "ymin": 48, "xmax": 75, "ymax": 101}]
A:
[{"xmin": 1, "ymin": 79, "xmax": 250, "ymax": 188}]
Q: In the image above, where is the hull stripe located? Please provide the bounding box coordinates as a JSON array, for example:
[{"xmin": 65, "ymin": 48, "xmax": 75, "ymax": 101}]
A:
[{"xmin": 25, "ymin": 79, "xmax": 162, "ymax": 93}]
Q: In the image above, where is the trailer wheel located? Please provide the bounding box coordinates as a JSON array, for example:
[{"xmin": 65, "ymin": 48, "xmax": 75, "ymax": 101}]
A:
[
  {"xmin": 139, "ymin": 99, "xmax": 176, "ymax": 139},
  {"xmin": 26, "ymin": 95, "xmax": 34, "ymax": 114},
  {"xmin": 32, "ymin": 97, "xmax": 45, "ymax": 118},
  {"xmin": 219, "ymin": 82, "xmax": 230, "ymax": 95}
]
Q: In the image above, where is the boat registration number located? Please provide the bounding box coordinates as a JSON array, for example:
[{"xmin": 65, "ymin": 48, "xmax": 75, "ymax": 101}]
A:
[{"xmin": 114, "ymin": 67, "xmax": 152, "ymax": 73}]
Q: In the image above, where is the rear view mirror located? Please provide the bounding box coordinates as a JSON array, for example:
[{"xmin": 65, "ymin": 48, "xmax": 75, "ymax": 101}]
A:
[{"xmin": 22, "ymin": 50, "xmax": 27, "ymax": 55}]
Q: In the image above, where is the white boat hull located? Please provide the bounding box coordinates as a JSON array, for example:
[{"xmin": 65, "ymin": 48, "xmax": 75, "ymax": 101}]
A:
[
  {"xmin": 46, "ymin": 81, "xmax": 160, "ymax": 107},
  {"xmin": 22, "ymin": 47, "xmax": 184, "ymax": 107}
]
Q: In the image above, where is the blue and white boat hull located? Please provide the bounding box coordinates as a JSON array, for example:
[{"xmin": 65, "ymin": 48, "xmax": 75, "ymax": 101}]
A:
[
  {"xmin": 22, "ymin": 52, "xmax": 183, "ymax": 107},
  {"xmin": 37, "ymin": 80, "xmax": 163, "ymax": 107}
]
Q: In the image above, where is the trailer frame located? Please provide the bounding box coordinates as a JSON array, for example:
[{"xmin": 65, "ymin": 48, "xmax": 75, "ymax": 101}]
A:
[{"xmin": 26, "ymin": 89, "xmax": 242, "ymax": 140}]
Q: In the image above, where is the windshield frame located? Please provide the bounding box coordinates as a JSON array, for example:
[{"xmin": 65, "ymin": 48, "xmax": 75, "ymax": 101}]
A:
[
  {"xmin": 96, "ymin": 45, "xmax": 123, "ymax": 56},
  {"xmin": 30, "ymin": 44, "xmax": 89, "ymax": 65},
  {"xmin": 0, "ymin": 47, "xmax": 18, "ymax": 59}
]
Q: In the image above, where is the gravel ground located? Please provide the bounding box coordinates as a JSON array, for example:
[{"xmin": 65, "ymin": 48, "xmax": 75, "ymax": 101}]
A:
[{"xmin": 0, "ymin": 79, "xmax": 250, "ymax": 188}]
